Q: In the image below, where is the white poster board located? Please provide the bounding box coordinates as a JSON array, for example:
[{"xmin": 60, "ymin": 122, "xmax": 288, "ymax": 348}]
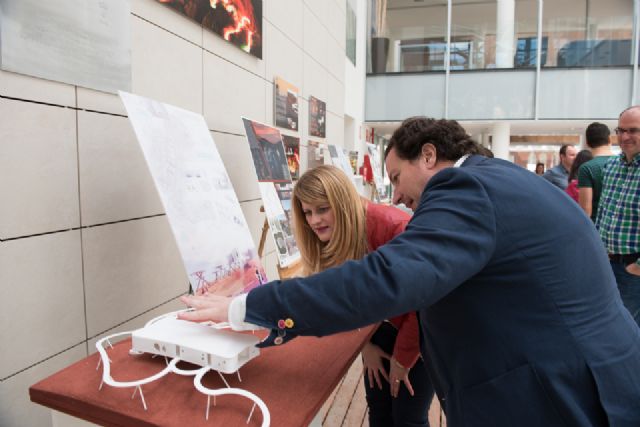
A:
[
  {"xmin": 366, "ymin": 143, "xmax": 386, "ymax": 197},
  {"xmin": 120, "ymin": 91, "xmax": 266, "ymax": 296},
  {"xmin": 0, "ymin": 0, "xmax": 131, "ymax": 93},
  {"xmin": 327, "ymin": 144, "xmax": 356, "ymax": 178}
]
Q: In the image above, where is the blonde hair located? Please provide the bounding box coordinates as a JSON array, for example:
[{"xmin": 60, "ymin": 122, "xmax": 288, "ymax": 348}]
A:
[{"xmin": 292, "ymin": 165, "xmax": 368, "ymax": 275}]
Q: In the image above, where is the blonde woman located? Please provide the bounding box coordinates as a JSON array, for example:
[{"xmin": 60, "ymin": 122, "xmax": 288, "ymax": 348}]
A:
[{"xmin": 291, "ymin": 165, "xmax": 433, "ymax": 427}]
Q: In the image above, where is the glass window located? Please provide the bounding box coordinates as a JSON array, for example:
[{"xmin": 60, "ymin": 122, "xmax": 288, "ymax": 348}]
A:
[
  {"xmin": 369, "ymin": 0, "xmax": 635, "ymax": 74},
  {"xmin": 451, "ymin": 0, "xmax": 497, "ymax": 70},
  {"xmin": 450, "ymin": 0, "xmax": 538, "ymax": 70},
  {"xmin": 369, "ymin": 0, "xmax": 447, "ymax": 73},
  {"xmin": 513, "ymin": 1, "xmax": 541, "ymax": 68},
  {"xmin": 543, "ymin": 0, "xmax": 633, "ymax": 68},
  {"xmin": 346, "ymin": 0, "xmax": 357, "ymax": 66}
]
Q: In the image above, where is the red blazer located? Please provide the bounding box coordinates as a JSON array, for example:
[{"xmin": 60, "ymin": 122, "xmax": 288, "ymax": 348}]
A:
[{"xmin": 366, "ymin": 202, "xmax": 420, "ymax": 369}]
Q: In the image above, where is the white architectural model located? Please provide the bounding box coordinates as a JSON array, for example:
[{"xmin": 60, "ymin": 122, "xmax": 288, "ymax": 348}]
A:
[
  {"xmin": 96, "ymin": 310, "xmax": 269, "ymax": 425},
  {"xmin": 94, "ymin": 92, "xmax": 271, "ymax": 425}
]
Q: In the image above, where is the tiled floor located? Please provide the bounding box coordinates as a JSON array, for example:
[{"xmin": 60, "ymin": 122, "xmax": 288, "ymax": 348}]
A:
[{"xmin": 318, "ymin": 358, "xmax": 446, "ymax": 426}]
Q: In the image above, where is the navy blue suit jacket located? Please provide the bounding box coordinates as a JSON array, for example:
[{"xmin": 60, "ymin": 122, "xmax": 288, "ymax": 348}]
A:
[{"xmin": 246, "ymin": 155, "xmax": 640, "ymax": 426}]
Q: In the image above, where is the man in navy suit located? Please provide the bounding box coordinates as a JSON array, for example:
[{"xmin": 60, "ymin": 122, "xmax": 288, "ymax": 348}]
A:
[{"xmin": 181, "ymin": 117, "xmax": 640, "ymax": 426}]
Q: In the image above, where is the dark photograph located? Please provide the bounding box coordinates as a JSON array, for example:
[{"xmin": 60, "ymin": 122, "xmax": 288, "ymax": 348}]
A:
[
  {"xmin": 309, "ymin": 95, "xmax": 326, "ymax": 138},
  {"xmin": 157, "ymin": 0, "xmax": 262, "ymax": 58},
  {"xmin": 242, "ymin": 118, "xmax": 291, "ymax": 183},
  {"xmin": 282, "ymin": 135, "xmax": 300, "ymax": 180}
]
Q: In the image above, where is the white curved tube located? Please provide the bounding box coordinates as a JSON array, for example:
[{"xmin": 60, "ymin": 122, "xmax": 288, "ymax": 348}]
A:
[
  {"xmin": 96, "ymin": 332, "xmax": 176, "ymax": 388},
  {"xmin": 194, "ymin": 369, "xmax": 270, "ymax": 427},
  {"xmin": 95, "ymin": 328, "xmax": 269, "ymax": 425}
]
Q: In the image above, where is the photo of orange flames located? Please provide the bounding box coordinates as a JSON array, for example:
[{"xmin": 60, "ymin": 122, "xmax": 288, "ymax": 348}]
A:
[{"xmin": 157, "ymin": 0, "xmax": 262, "ymax": 58}]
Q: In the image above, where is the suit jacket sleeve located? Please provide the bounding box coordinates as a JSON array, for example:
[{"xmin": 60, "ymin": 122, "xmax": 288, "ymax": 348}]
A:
[{"xmin": 247, "ymin": 168, "xmax": 497, "ymax": 346}]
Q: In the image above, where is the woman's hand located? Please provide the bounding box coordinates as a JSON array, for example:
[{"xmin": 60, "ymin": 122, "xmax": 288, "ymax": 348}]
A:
[
  {"xmin": 389, "ymin": 357, "xmax": 413, "ymax": 398},
  {"xmin": 361, "ymin": 342, "xmax": 390, "ymax": 390},
  {"xmin": 178, "ymin": 294, "xmax": 232, "ymax": 323}
]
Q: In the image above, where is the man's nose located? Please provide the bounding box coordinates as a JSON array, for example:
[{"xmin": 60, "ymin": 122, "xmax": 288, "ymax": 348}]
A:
[{"xmin": 392, "ymin": 189, "xmax": 401, "ymax": 205}]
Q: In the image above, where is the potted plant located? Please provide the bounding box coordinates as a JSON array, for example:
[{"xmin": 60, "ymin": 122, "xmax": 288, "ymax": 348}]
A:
[{"xmin": 371, "ymin": 0, "xmax": 389, "ymax": 73}]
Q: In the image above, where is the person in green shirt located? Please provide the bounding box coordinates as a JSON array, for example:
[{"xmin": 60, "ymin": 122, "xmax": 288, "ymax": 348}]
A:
[{"xmin": 577, "ymin": 122, "xmax": 613, "ymax": 221}]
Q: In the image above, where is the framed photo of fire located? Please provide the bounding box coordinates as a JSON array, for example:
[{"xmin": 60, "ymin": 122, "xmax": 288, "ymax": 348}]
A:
[{"xmin": 156, "ymin": 0, "xmax": 263, "ymax": 58}]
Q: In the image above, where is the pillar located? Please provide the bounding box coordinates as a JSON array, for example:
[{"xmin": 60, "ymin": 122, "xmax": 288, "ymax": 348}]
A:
[
  {"xmin": 492, "ymin": 121, "xmax": 510, "ymax": 160},
  {"xmin": 495, "ymin": 0, "xmax": 515, "ymax": 68}
]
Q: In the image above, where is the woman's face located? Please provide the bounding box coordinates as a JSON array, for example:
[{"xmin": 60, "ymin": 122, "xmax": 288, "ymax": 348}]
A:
[{"xmin": 300, "ymin": 200, "xmax": 336, "ymax": 242}]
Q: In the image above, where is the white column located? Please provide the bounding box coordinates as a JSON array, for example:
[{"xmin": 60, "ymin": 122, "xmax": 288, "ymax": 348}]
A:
[
  {"xmin": 492, "ymin": 121, "xmax": 510, "ymax": 160},
  {"xmin": 495, "ymin": 0, "xmax": 515, "ymax": 68}
]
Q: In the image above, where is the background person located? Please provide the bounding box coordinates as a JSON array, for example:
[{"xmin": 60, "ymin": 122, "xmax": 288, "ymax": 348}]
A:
[
  {"xmin": 291, "ymin": 165, "xmax": 433, "ymax": 427},
  {"xmin": 565, "ymin": 149, "xmax": 593, "ymax": 203},
  {"xmin": 534, "ymin": 162, "xmax": 545, "ymax": 175},
  {"xmin": 542, "ymin": 144, "xmax": 577, "ymax": 189},
  {"xmin": 181, "ymin": 117, "xmax": 640, "ymax": 426},
  {"xmin": 596, "ymin": 106, "xmax": 640, "ymax": 327},
  {"xmin": 578, "ymin": 122, "xmax": 614, "ymax": 221}
]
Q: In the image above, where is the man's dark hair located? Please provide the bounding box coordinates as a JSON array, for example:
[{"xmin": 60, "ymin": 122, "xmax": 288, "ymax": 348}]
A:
[
  {"xmin": 585, "ymin": 122, "xmax": 610, "ymax": 149},
  {"xmin": 478, "ymin": 145, "xmax": 494, "ymax": 158},
  {"xmin": 385, "ymin": 117, "xmax": 481, "ymax": 161},
  {"xmin": 559, "ymin": 144, "xmax": 573, "ymax": 156}
]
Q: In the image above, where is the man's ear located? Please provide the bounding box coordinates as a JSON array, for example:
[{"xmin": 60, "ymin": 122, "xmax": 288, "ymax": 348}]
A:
[{"xmin": 421, "ymin": 143, "xmax": 437, "ymax": 167}]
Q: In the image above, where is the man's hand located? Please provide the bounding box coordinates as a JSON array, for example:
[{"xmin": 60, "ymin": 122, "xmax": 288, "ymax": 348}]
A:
[
  {"xmin": 626, "ymin": 262, "xmax": 640, "ymax": 277},
  {"xmin": 178, "ymin": 294, "xmax": 232, "ymax": 323},
  {"xmin": 361, "ymin": 342, "xmax": 390, "ymax": 390}
]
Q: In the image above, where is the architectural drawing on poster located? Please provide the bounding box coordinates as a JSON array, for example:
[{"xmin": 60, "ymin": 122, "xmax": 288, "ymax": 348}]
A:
[
  {"xmin": 242, "ymin": 118, "xmax": 300, "ymax": 268},
  {"xmin": 327, "ymin": 144, "xmax": 356, "ymax": 178},
  {"xmin": 0, "ymin": 0, "xmax": 131, "ymax": 93},
  {"xmin": 121, "ymin": 92, "xmax": 266, "ymax": 297}
]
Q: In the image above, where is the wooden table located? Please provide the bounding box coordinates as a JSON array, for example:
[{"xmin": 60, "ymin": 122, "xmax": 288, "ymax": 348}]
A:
[{"xmin": 30, "ymin": 327, "xmax": 373, "ymax": 427}]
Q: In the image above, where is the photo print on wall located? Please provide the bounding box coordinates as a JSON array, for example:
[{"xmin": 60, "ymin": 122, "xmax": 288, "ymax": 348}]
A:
[
  {"xmin": 243, "ymin": 118, "xmax": 291, "ymax": 182},
  {"xmin": 242, "ymin": 118, "xmax": 300, "ymax": 267},
  {"xmin": 274, "ymin": 77, "xmax": 299, "ymax": 131},
  {"xmin": 306, "ymin": 140, "xmax": 327, "ymax": 170},
  {"xmin": 309, "ymin": 96, "xmax": 326, "ymax": 138},
  {"xmin": 156, "ymin": 0, "xmax": 262, "ymax": 58},
  {"xmin": 282, "ymin": 135, "xmax": 300, "ymax": 180}
]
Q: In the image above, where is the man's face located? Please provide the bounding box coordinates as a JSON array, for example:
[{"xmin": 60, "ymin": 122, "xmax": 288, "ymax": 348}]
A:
[
  {"xmin": 560, "ymin": 146, "xmax": 577, "ymax": 170},
  {"xmin": 617, "ymin": 108, "xmax": 640, "ymax": 162},
  {"xmin": 385, "ymin": 147, "xmax": 433, "ymax": 211}
]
